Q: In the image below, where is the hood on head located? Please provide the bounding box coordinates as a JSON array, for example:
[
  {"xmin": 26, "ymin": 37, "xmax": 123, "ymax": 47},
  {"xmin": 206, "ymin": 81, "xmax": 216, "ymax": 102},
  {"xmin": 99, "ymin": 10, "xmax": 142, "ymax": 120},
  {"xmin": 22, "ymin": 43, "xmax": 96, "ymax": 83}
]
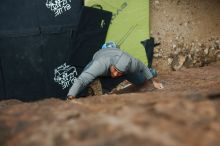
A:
[{"xmin": 115, "ymin": 53, "xmax": 131, "ymax": 73}]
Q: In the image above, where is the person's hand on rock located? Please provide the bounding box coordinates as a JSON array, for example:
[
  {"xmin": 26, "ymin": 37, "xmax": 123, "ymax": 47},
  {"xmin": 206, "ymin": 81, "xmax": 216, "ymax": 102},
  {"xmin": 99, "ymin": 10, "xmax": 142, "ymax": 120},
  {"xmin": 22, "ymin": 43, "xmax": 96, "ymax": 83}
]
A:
[{"xmin": 152, "ymin": 78, "xmax": 164, "ymax": 89}]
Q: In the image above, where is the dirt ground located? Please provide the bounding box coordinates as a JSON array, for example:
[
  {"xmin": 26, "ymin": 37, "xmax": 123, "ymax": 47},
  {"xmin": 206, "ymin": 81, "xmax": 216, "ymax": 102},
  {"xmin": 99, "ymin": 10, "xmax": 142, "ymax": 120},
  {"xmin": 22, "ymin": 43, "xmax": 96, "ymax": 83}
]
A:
[{"xmin": 0, "ymin": 62, "xmax": 220, "ymax": 146}]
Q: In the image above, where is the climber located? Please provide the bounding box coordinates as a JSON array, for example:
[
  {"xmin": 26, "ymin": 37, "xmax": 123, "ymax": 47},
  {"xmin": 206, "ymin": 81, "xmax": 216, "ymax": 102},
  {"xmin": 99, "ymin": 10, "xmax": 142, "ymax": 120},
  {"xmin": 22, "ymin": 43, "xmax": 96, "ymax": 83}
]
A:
[{"xmin": 67, "ymin": 41, "xmax": 163, "ymax": 100}]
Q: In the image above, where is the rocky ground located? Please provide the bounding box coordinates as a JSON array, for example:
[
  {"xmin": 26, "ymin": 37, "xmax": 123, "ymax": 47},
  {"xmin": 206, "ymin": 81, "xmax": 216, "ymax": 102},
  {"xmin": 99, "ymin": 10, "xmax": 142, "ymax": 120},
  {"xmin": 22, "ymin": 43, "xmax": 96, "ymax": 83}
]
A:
[
  {"xmin": 0, "ymin": 62, "xmax": 220, "ymax": 146},
  {"xmin": 150, "ymin": 0, "xmax": 220, "ymax": 71}
]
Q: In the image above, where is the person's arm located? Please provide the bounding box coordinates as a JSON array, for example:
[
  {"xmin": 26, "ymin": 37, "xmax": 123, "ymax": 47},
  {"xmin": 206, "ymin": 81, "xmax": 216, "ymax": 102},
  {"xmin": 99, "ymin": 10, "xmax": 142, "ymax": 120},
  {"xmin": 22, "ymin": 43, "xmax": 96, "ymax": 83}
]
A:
[
  {"xmin": 138, "ymin": 61, "xmax": 164, "ymax": 89},
  {"xmin": 67, "ymin": 61, "xmax": 105, "ymax": 99},
  {"xmin": 140, "ymin": 62, "xmax": 154, "ymax": 80}
]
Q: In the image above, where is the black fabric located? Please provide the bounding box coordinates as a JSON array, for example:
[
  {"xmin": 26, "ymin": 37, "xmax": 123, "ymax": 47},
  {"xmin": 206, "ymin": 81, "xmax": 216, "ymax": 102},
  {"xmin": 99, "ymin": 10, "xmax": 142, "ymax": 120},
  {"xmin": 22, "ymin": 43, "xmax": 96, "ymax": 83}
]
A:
[
  {"xmin": 0, "ymin": 58, "xmax": 6, "ymax": 98},
  {"xmin": 68, "ymin": 6, "xmax": 112, "ymax": 68},
  {"xmin": 141, "ymin": 37, "xmax": 158, "ymax": 68},
  {"xmin": 0, "ymin": 36, "xmax": 46, "ymax": 100},
  {"xmin": 0, "ymin": 4, "xmax": 112, "ymax": 101},
  {"xmin": 0, "ymin": 0, "xmax": 83, "ymax": 37},
  {"xmin": 0, "ymin": 0, "xmax": 37, "ymax": 36},
  {"xmin": 66, "ymin": 6, "xmax": 112, "ymax": 97},
  {"xmin": 0, "ymin": 0, "xmax": 83, "ymax": 101},
  {"xmin": 38, "ymin": 31, "xmax": 75, "ymax": 98},
  {"xmin": 0, "ymin": 31, "xmax": 78, "ymax": 100},
  {"xmin": 100, "ymin": 77, "xmax": 125, "ymax": 93},
  {"xmin": 37, "ymin": 0, "xmax": 83, "ymax": 29}
]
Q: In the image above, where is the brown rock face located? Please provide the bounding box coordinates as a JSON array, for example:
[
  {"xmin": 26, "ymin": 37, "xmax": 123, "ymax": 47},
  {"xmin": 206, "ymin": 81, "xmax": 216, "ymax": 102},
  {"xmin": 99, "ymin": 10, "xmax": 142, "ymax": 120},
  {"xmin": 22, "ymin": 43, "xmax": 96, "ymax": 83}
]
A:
[
  {"xmin": 150, "ymin": 0, "xmax": 220, "ymax": 71},
  {"xmin": 0, "ymin": 63, "xmax": 220, "ymax": 146}
]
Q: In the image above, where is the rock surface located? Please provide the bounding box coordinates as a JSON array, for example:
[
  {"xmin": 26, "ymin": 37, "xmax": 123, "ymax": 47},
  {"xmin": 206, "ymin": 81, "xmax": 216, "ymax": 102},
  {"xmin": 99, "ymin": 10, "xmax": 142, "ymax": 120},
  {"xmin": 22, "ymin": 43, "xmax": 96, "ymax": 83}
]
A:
[
  {"xmin": 0, "ymin": 63, "xmax": 220, "ymax": 146},
  {"xmin": 150, "ymin": 0, "xmax": 220, "ymax": 71}
]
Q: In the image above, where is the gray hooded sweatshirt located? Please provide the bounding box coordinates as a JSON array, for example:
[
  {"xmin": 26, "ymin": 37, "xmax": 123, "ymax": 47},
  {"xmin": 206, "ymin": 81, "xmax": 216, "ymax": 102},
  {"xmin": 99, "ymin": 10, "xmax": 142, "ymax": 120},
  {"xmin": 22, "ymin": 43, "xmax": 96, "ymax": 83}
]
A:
[{"xmin": 67, "ymin": 48, "xmax": 153, "ymax": 97}]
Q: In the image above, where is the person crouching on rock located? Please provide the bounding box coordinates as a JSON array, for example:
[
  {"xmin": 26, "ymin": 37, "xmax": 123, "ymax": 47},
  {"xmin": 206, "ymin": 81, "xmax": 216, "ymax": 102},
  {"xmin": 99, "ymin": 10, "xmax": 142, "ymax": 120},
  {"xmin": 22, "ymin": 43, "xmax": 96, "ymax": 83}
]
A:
[{"xmin": 67, "ymin": 41, "xmax": 164, "ymax": 100}]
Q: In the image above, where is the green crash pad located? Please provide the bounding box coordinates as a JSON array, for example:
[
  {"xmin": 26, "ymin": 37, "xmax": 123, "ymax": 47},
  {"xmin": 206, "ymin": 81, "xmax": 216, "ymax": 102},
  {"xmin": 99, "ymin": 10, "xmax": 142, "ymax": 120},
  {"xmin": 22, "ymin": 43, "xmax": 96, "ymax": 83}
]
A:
[{"xmin": 85, "ymin": 0, "xmax": 150, "ymax": 64}]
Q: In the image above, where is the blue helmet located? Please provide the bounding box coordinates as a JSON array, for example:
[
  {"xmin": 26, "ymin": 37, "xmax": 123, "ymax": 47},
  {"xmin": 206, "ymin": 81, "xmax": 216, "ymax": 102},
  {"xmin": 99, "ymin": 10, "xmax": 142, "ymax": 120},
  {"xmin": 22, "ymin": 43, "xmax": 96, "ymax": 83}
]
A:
[{"xmin": 102, "ymin": 41, "xmax": 117, "ymax": 49}]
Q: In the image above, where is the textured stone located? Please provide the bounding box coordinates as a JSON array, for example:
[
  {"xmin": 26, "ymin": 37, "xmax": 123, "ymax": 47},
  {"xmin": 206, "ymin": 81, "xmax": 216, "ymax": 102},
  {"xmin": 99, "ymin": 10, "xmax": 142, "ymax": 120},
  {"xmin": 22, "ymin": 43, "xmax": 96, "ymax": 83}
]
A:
[
  {"xmin": 171, "ymin": 54, "xmax": 186, "ymax": 71},
  {"xmin": 150, "ymin": 0, "xmax": 220, "ymax": 71}
]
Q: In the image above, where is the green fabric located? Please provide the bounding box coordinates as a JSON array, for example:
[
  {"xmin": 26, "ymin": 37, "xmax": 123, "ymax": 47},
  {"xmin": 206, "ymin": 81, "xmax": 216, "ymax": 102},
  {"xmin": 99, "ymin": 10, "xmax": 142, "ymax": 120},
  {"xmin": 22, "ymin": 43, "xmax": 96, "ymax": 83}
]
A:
[{"xmin": 85, "ymin": 0, "xmax": 150, "ymax": 64}]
